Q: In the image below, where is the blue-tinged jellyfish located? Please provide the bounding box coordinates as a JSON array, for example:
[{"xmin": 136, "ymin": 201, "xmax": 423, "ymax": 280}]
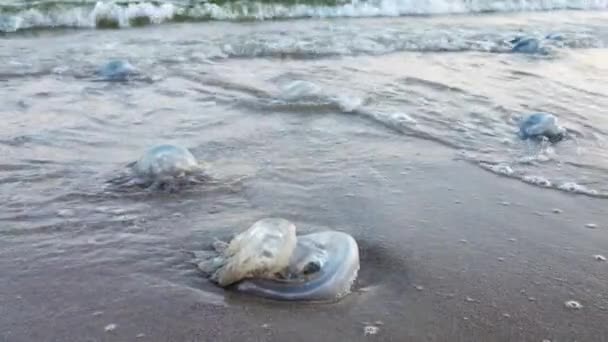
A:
[
  {"xmin": 510, "ymin": 37, "xmax": 541, "ymax": 54},
  {"xmin": 518, "ymin": 113, "xmax": 566, "ymax": 143},
  {"xmin": 197, "ymin": 218, "xmax": 360, "ymax": 302},
  {"xmin": 108, "ymin": 144, "xmax": 210, "ymax": 191},
  {"xmin": 96, "ymin": 60, "xmax": 138, "ymax": 81},
  {"xmin": 545, "ymin": 33, "xmax": 564, "ymax": 41},
  {"xmin": 509, "ymin": 33, "xmax": 565, "ymax": 54}
]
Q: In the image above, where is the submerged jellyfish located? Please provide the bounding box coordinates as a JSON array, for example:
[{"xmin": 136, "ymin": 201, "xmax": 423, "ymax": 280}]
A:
[
  {"xmin": 134, "ymin": 144, "xmax": 199, "ymax": 179},
  {"xmin": 510, "ymin": 37, "xmax": 541, "ymax": 54},
  {"xmin": 508, "ymin": 34, "xmax": 563, "ymax": 55},
  {"xmin": 108, "ymin": 144, "xmax": 210, "ymax": 191},
  {"xmin": 96, "ymin": 60, "xmax": 138, "ymax": 81},
  {"xmin": 518, "ymin": 113, "xmax": 566, "ymax": 143},
  {"xmin": 545, "ymin": 33, "xmax": 564, "ymax": 41},
  {"xmin": 279, "ymin": 80, "xmax": 323, "ymax": 101},
  {"xmin": 197, "ymin": 218, "xmax": 360, "ymax": 302}
]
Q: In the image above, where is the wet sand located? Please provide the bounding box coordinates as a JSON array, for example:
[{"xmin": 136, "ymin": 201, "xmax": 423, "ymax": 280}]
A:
[{"xmin": 2, "ymin": 113, "xmax": 607, "ymax": 342}]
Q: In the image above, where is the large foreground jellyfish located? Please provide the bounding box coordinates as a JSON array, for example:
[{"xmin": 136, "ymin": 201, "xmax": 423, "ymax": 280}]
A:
[
  {"xmin": 518, "ymin": 113, "xmax": 566, "ymax": 143},
  {"xmin": 197, "ymin": 218, "xmax": 360, "ymax": 302},
  {"xmin": 108, "ymin": 144, "xmax": 211, "ymax": 192}
]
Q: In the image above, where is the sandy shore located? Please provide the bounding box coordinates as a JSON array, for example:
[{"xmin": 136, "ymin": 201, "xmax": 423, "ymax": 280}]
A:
[
  {"xmin": 2, "ymin": 122, "xmax": 607, "ymax": 342},
  {"xmin": 2, "ymin": 8, "xmax": 608, "ymax": 341}
]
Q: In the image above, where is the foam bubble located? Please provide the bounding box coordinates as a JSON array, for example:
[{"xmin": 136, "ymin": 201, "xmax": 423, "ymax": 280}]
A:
[
  {"xmin": 564, "ymin": 300, "xmax": 583, "ymax": 309},
  {"xmin": 481, "ymin": 163, "xmax": 515, "ymax": 176},
  {"xmin": 390, "ymin": 112, "xmax": 418, "ymax": 125},
  {"xmin": 522, "ymin": 175, "xmax": 552, "ymax": 187},
  {"xmin": 104, "ymin": 324, "xmax": 117, "ymax": 332},
  {"xmin": 364, "ymin": 325, "xmax": 380, "ymax": 336},
  {"xmin": 557, "ymin": 182, "xmax": 599, "ymax": 196},
  {"xmin": 335, "ymin": 95, "xmax": 364, "ymax": 113}
]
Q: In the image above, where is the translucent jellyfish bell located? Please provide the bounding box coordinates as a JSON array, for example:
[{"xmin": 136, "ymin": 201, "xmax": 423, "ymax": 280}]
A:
[
  {"xmin": 107, "ymin": 144, "xmax": 209, "ymax": 191},
  {"xmin": 518, "ymin": 113, "xmax": 566, "ymax": 143},
  {"xmin": 236, "ymin": 230, "xmax": 360, "ymax": 302},
  {"xmin": 279, "ymin": 80, "xmax": 323, "ymax": 101},
  {"xmin": 134, "ymin": 144, "xmax": 201, "ymax": 180},
  {"xmin": 96, "ymin": 60, "xmax": 138, "ymax": 81},
  {"xmin": 201, "ymin": 218, "xmax": 297, "ymax": 287},
  {"xmin": 511, "ymin": 37, "xmax": 541, "ymax": 54}
]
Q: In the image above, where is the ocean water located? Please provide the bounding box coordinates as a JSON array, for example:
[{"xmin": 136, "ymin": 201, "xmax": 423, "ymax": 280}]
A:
[
  {"xmin": 1, "ymin": 0, "xmax": 607, "ymax": 32},
  {"xmin": 1, "ymin": 2, "xmax": 608, "ymax": 341}
]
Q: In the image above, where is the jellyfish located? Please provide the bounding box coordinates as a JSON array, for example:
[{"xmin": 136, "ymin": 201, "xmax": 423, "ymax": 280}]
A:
[
  {"xmin": 108, "ymin": 144, "xmax": 210, "ymax": 191},
  {"xmin": 518, "ymin": 113, "xmax": 566, "ymax": 143},
  {"xmin": 510, "ymin": 37, "xmax": 541, "ymax": 54},
  {"xmin": 96, "ymin": 60, "xmax": 138, "ymax": 81},
  {"xmin": 197, "ymin": 218, "xmax": 360, "ymax": 302}
]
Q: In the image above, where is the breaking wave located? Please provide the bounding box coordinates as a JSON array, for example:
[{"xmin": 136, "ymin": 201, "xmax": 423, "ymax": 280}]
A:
[{"xmin": 2, "ymin": 0, "xmax": 608, "ymax": 32}]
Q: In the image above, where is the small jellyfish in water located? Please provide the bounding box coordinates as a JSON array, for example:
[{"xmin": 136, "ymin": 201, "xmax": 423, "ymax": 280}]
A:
[
  {"xmin": 134, "ymin": 144, "xmax": 199, "ymax": 179},
  {"xmin": 108, "ymin": 144, "xmax": 210, "ymax": 192},
  {"xmin": 518, "ymin": 113, "xmax": 566, "ymax": 143},
  {"xmin": 279, "ymin": 80, "xmax": 323, "ymax": 101},
  {"xmin": 508, "ymin": 32, "xmax": 566, "ymax": 54},
  {"xmin": 197, "ymin": 218, "xmax": 360, "ymax": 302},
  {"xmin": 545, "ymin": 33, "xmax": 564, "ymax": 41},
  {"xmin": 96, "ymin": 60, "xmax": 138, "ymax": 81},
  {"xmin": 510, "ymin": 37, "xmax": 541, "ymax": 54}
]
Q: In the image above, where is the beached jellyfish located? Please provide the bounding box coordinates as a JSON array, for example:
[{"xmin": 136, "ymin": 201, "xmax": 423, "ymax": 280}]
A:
[
  {"xmin": 201, "ymin": 218, "xmax": 297, "ymax": 287},
  {"xmin": 197, "ymin": 218, "xmax": 360, "ymax": 302},
  {"xmin": 108, "ymin": 144, "xmax": 210, "ymax": 191},
  {"xmin": 236, "ymin": 230, "xmax": 360, "ymax": 301},
  {"xmin": 518, "ymin": 113, "xmax": 566, "ymax": 143},
  {"xmin": 96, "ymin": 60, "xmax": 137, "ymax": 81}
]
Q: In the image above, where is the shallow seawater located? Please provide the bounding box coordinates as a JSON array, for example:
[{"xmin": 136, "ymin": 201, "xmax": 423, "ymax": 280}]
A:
[{"xmin": 1, "ymin": 7, "xmax": 608, "ymax": 342}]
